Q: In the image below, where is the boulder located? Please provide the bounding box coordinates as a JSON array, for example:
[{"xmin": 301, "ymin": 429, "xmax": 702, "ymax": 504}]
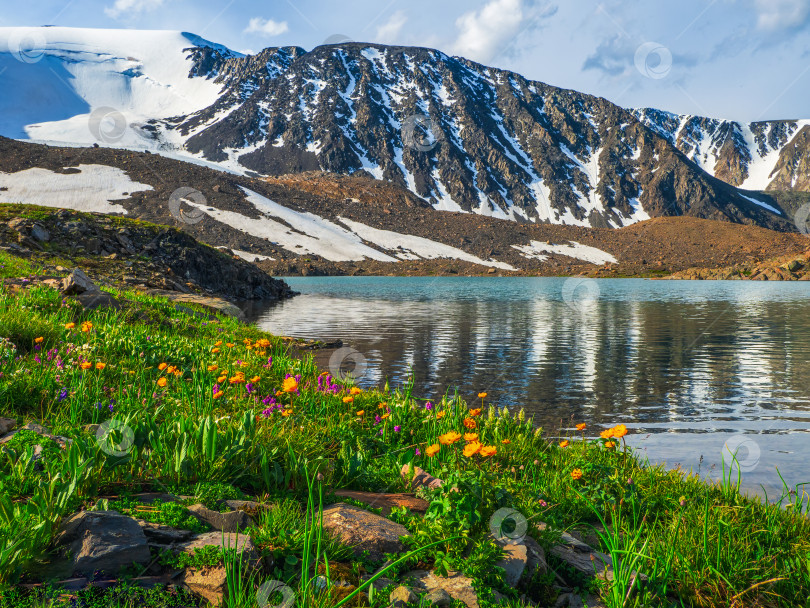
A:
[
  {"xmin": 402, "ymin": 570, "xmax": 480, "ymax": 608},
  {"xmin": 60, "ymin": 268, "xmax": 100, "ymax": 295},
  {"xmin": 31, "ymin": 225, "xmax": 51, "ymax": 243},
  {"xmin": 52, "ymin": 511, "xmax": 150, "ymax": 576},
  {"xmin": 321, "ymin": 503, "xmax": 410, "ymax": 562},
  {"xmin": 187, "ymin": 503, "xmax": 254, "ymax": 532},
  {"xmin": 550, "ymin": 532, "xmax": 613, "ymax": 581},
  {"xmin": 332, "ymin": 490, "xmax": 429, "ymax": 516},
  {"xmin": 496, "ymin": 543, "xmax": 528, "ymax": 588},
  {"xmin": 73, "ymin": 291, "xmax": 122, "ymax": 311},
  {"xmin": 137, "ymin": 520, "xmax": 195, "ymax": 549}
]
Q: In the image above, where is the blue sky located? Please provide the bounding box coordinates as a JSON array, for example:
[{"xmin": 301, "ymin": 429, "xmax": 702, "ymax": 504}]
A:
[{"xmin": 2, "ymin": 0, "xmax": 809, "ymax": 122}]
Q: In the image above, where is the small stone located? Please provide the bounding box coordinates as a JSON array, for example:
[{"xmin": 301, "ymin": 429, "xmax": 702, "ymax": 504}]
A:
[
  {"xmin": 425, "ymin": 588, "xmax": 453, "ymax": 605},
  {"xmin": 60, "ymin": 268, "xmax": 100, "ymax": 296},
  {"xmin": 187, "ymin": 503, "xmax": 254, "ymax": 532},
  {"xmin": 401, "ymin": 465, "xmax": 444, "ymax": 490},
  {"xmin": 31, "ymin": 225, "xmax": 51, "ymax": 242},
  {"xmin": 0, "ymin": 417, "xmax": 16, "ymax": 436},
  {"xmin": 497, "ymin": 543, "xmax": 528, "ymax": 588},
  {"xmin": 389, "ymin": 585, "xmax": 417, "ymax": 606}
]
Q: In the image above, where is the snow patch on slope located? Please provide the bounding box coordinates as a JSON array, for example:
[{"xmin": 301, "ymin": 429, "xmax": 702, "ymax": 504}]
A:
[
  {"xmin": 0, "ymin": 164, "xmax": 152, "ymax": 213},
  {"xmin": 512, "ymin": 240, "xmax": 617, "ymax": 265},
  {"xmin": 738, "ymin": 193, "xmax": 782, "ymax": 215}
]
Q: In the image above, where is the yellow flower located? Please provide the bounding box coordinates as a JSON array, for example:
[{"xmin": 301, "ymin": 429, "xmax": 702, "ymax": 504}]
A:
[
  {"xmin": 95, "ymin": 362, "xmax": 106, "ymax": 370},
  {"xmin": 281, "ymin": 409, "xmax": 293, "ymax": 417},
  {"xmin": 576, "ymin": 423, "xmax": 587, "ymax": 431},
  {"xmin": 381, "ymin": 412, "xmax": 390, "ymax": 420},
  {"xmin": 356, "ymin": 410, "xmax": 365, "ymax": 416},
  {"xmin": 158, "ymin": 363, "xmax": 168, "ymax": 371},
  {"xmin": 425, "ymin": 444, "xmax": 441, "ymax": 457},
  {"xmin": 173, "ymin": 370, "xmax": 182, "ymax": 377},
  {"xmin": 166, "ymin": 365, "xmax": 176, "ymax": 374},
  {"xmin": 343, "ymin": 396, "xmax": 354, "ymax": 404},
  {"xmin": 463, "ymin": 433, "xmax": 479, "ymax": 442},
  {"xmin": 81, "ymin": 322, "xmax": 93, "ymax": 333},
  {"xmin": 226, "ymin": 343, "xmax": 235, "ymax": 348},
  {"xmin": 282, "ymin": 377, "xmax": 298, "ymax": 393},
  {"xmin": 212, "ymin": 348, "xmax": 220, "ymax": 353},
  {"xmin": 600, "ymin": 428, "xmax": 614, "ymax": 439},
  {"xmin": 605, "ymin": 441, "xmax": 616, "ymax": 448},
  {"xmin": 439, "ymin": 431, "xmax": 462, "ymax": 445},
  {"xmin": 479, "ymin": 445, "xmax": 497, "ymax": 457},
  {"xmin": 560, "ymin": 440, "xmax": 570, "ymax": 448},
  {"xmin": 611, "ymin": 424, "xmax": 628, "ymax": 438},
  {"xmin": 213, "ymin": 391, "xmax": 224, "ymax": 399},
  {"xmin": 436, "ymin": 411, "xmax": 446, "ymax": 419},
  {"xmin": 157, "ymin": 377, "xmax": 168, "ymax": 387},
  {"xmin": 250, "ymin": 376, "xmax": 261, "ymax": 383},
  {"xmin": 478, "ymin": 392, "xmax": 487, "ymax": 398},
  {"xmin": 80, "ymin": 361, "xmax": 92, "ymax": 370},
  {"xmin": 501, "ymin": 439, "xmax": 511, "ymax": 445},
  {"xmin": 571, "ymin": 469, "xmax": 584, "ymax": 480},
  {"xmin": 463, "ymin": 441, "xmax": 482, "ymax": 457},
  {"xmin": 34, "ymin": 337, "xmax": 44, "ymax": 344},
  {"xmin": 350, "ymin": 387, "xmax": 362, "ymax": 395},
  {"xmin": 463, "ymin": 418, "xmax": 477, "ymax": 430},
  {"xmin": 217, "ymin": 375, "xmax": 227, "ymax": 383},
  {"xmin": 469, "ymin": 408, "xmax": 482, "ymax": 417},
  {"xmin": 65, "ymin": 322, "xmax": 76, "ymax": 329},
  {"xmin": 208, "ymin": 365, "xmax": 218, "ymax": 372},
  {"xmin": 215, "ymin": 340, "xmax": 223, "ymax": 347}
]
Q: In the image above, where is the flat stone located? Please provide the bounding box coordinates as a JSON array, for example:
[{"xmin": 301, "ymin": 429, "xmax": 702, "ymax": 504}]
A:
[
  {"xmin": 187, "ymin": 503, "xmax": 254, "ymax": 532},
  {"xmin": 425, "ymin": 588, "xmax": 454, "ymax": 605},
  {"xmin": 52, "ymin": 511, "xmax": 150, "ymax": 577},
  {"xmin": 401, "ymin": 465, "xmax": 444, "ymax": 490},
  {"xmin": 72, "ymin": 291, "xmax": 122, "ymax": 311},
  {"xmin": 403, "ymin": 570, "xmax": 479, "ymax": 608},
  {"xmin": 321, "ymin": 503, "xmax": 410, "ymax": 563},
  {"xmin": 183, "ymin": 565, "xmax": 227, "ymax": 606},
  {"xmin": 60, "ymin": 268, "xmax": 100, "ymax": 296},
  {"xmin": 333, "ymin": 489, "xmax": 429, "ymax": 516},
  {"xmin": 177, "ymin": 532, "xmax": 259, "ymax": 562},
  {"xmin": 497, "ymin": 543, "xmax": 528, "ymax": 588},
  {"xmin": 137, "ymin": 520, "xmax": 196, "ymax": 547}
]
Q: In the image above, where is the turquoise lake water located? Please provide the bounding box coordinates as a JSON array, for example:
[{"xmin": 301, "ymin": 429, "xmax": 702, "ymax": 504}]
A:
[{"xmin": 244, "ymin": 277, "xmax": 810, "ymax": 498}]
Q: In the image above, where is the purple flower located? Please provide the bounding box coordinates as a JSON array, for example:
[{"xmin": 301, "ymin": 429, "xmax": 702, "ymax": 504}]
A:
[
  {"xmin": 262, "ymin": 395, "xmax": 277, "ymax": 406},
  {"xmin": 415, "ymin": 448, "xmax": 421, "ymax": 456},
  {"xmin": 394, "ymin": 425, "xmax": 401, "ymax": 433},
  {"xmin": 57, "ymin": 388, "xmax": 68, "ymax": 402},
  {"xmin": 374, "ymin": 415, "xmax": 381, "ymax": 424},
  {"xmin": 261, "ymin": 408, "xmax": 273, "ymax": 418},
  {"xmin": 425, "ymin": 401, "xmax": 433, "ymax": 411},
  {"xmin": 212, "ymin": 384, "xmax": 220, "ymax": 395},
  {"xmin": 34, "ymin": 355, "xmax": 41, "ymax": 364},
  {"xmin": 264, "ymin": 356, "xmax": 273, "ymax": 369},
  {"xmin": 246, "ymin": 383, "xmax": 255, "ymax": 394}
]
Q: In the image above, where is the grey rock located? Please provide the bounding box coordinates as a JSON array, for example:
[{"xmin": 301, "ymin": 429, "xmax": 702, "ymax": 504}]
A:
[
  {"xmin": 425, "ymin": 588, "xmax": 454, "ymax": 605},
  {"xmin": 0, "ymin": 417, "xmax": 16, "ymax": 436},
  {"xmin": 496, "ymin": 543, "xmax": 528, "ymax": 588},
  {"xmin": 60, "ymin": 268, "xmax": 100, "ymax": 296},
  {"xmin": 52, "ymin": 511, "xmax": 150, "ymax": 576},
  {"xmin": 321, "ymin": 503, "xmax": 410, "ymax": 562},
  {"xmin": 403, "ymin": 570, "xmax": 479, "ymax": 608},
  {"xmin": 138, "ymin": 520, "xmax": 195, "ymax": 547},
  {"xmin": 177, "ymin": 531, "xmax": 259, "ymax": 562},
  {"xmin": 72, "ymin": 291, "xmax": 122, "ymax": 311},
  {"xmin": 389, "ymin": 585, "xmax": 417, "ymax": 607},
  {"xmin": 401, "ymin": 464, "xmax": 444, "ymax": 490},
  {"xmin": 31, "ymin": 225, "xmax": 51, "ymax": 242},
  {"xmin": 187, "ymin": 503, "xmax": 254, "ymax": 532}
]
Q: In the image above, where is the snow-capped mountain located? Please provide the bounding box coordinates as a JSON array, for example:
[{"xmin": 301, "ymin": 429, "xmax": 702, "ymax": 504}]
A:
[{"xmin": 0, "ymin": 27, "xmax": 800, "ymax": 231}]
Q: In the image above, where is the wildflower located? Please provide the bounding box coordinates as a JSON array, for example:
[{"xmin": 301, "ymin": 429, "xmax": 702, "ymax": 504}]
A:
[
  {"xmin": 576, "ymin": 423, "xmax": 586, "ymax": 431},
  {"xmin": 208, "ymin": 365, "xmax": 218, "ymax": 372},
  {"xmin": 57, "ymin": 388, "xmax": 68, "ymax": 402},
  {"xmin": 415, "ymin": 448, "xmax": 421, "ymax": 456},
  {"xmin": 80, "ymin": 362, "xmax": 92, "ymax": 370},
  {"xmin": 251, "ymin": 376, "xmax": 261, "ymax": 383},
  {"xmin": 95, "ymin": 362, "xmax": 106, "ymax": 370},
  {"xmin": 158, "ymin": 363, "xmax": 168, "ymax": 371},
  {"xmin": 463, "ymin": 441, "xmax": 482, "ymax": 457},
  {"xmin": 213, "ymin": 391, "xmax": 224, "ymax": 399},
  {"xmin": 356, "ymin": 410, "xmax": 365, "ymax": 416},
  {"xmin": 215, "ymin": 340, "xmax": 223, "ymax": 347},
  {"xmin": 478, "ymin": 392, "xmax": 487, "ymax": 398},
  {"xmin": 560, "ymin": 440, "xmax": 570, "ymax": 448},
  {"xmin": 571, "ymin": 469, "xmax": 584, "ymax": 480},
  {"xmin": 226, "ymin": 343, "xmax": 235, "ymax": 348},
  {"xmin": 217, "ymin": 375, "xmax": 227, "ymax": 383},
  {"xmin": 380, "ymin": 412, "xmax": 390, "ymax": 420},
  {"xmin": 605, "ymin": 441, "xmax": 616, "ymax": 448},
  {"xmin": 81, "ymin": 322, "xmax": 92, "ymax": 333},
  {"xmin": 282, "ymin": 377, "xmax": 298, "ymax": 393},
  {"xmin": 35, "ymin": 337, "xmax": 44, "ymax": 344},
  {"xmin": 439, "ymin": 431, "xmax": 462, "ymax": 445},
  {"xmin": 600, "ymin": 428, "xmax": 614, "ymax": 439},
  {"xmin": 611, "ymin": 424, "xmax": 628, "ymax": 438},
  {"xmin": 157, "ymin": 377, "xmax": 168, "ymax": 387},
  {"xmin": 469, "ymin": 408, "xmax": 482, "ymax": 417},
  {"xmin": 212, "ymin": 348, "xmax": 220, "ymax": 353},
  {"xmin": 425, "ymin": 444, "xmax": 441, "ymax": 457},
  {"xmin": 282, "ymin": 409, "xmax": 293, "ymax": 417},
  {"xmin": 480, "ymin": 445, "xmax": 497, "ymax": 457},
  {"xmin": 679, "ymin": 496, "xmax": 687, "ymax": 507},
  {"xmin": 167, "ymin": 365, "xmax": 177, "ymax": 374},
  {"xmin": 350, "ymin": 387, "xmax": 362, "ymax": 395},
  {"xmin": 501, "ymin": 439, "xmax": 511, "ymax": 445},
  {"xmin": 245, "ymin": 383, "xmax": 256, "ymax": 394},
  {"xmin": 343, "ymin": 396, "xmax": 354, "ymax": 404},
  {"xmin": 538, "ymin": 499, "xmax": 548, "ymax": 508},
  {"xmin": 463, "ymin": 418, "xmax": 477, "ymax": 430},
  {"xmin": 436, "ymin": 411, "xmax": 446, "ymax": 419},
  {"xmin": 394, "ymin": 425, "xmax": 401, "ymax": 432},
  {"xmin": 65, "ymin": 322, "xmax": 75, "ymax": 329},
  {"xmin": 424, "ymin": 401, "xmax": 434, "ymax": 411},
  {"xmin": 463, "ymin": 433, "xmax": 478, "ymax": 442}
]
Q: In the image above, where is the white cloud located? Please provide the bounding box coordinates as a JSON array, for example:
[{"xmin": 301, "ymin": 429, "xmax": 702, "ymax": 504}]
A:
[
  {"xmin": 376, "ymin": 10, "xmax": 408, "ymax": 44},
  {"xmin": 452, "ymin": 0, "xmax": 525, "ymax": 62},
  {"xmin": 244, "ymin": 17, "xmax": 289, "ymax": 37},
  {"xmin": 104, "ymin": 0, "xmax": 165, "ymax": 19},
  {"xmin": 755, "ymin": 0, "xmax": 810, "ymax": 31}
]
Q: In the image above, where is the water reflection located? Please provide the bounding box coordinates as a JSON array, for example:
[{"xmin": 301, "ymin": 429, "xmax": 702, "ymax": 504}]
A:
[{"xmin": 245, "ymin": 278, "xmax": 810, "ymax": 496}]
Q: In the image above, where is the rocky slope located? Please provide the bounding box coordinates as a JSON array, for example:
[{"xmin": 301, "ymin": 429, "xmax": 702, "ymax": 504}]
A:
[
  {"xmin": 665, "ymin": 248, "xmax": 810, "ymax": 281},
  {"xmin": 0, "ymin": 27, "xmax": 799, "ymax": 231}
]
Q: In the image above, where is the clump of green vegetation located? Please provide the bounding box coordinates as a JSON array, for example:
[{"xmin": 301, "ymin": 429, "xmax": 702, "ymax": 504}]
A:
[
  {"xmin": 109, "ymin": 497, "xmax": 209, "ymax": 533},
  {"xmin": 0, "ymin": 281, "xmax": 808, "ymax": 608}
]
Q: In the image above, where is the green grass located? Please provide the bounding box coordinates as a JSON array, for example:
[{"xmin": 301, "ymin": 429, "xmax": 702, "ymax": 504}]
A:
[{"xmin": 0, "ymin": 282, "xmax": 808, "ymax": 607}]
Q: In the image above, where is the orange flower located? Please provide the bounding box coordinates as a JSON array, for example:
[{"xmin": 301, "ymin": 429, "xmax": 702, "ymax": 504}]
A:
[
  {"xmin": 571, "ymin": 468, "xmax": 584, "ymax": 480},
  {"xmin": 157, "ymin": 377, "xmax": 168, "ymax": 387},
  {"xmin": 425, "ymin": 444, "xmax": 441, "ymax": 457},
  {"xmin": 469, "ymin": 408, "xmax": 482, "ymax": 417},
  {"xmin": 208, "ymin": 365, "xmax": 218, "ymax": 372},
  {"xmin": 560, "ymin": 440, "xmax": 570, "ymax": 448},
  {"xmin": 501, "ymin": 439, "xmax": 511, "ymax": 445},
  {"xmin": 281, "ymin": 409, "xmax": 293, "ymax": 417},
  {"xmin": 439, "ymin": 431, "xmax": 462, "ymax": 445},
  {"xmin": 463, "ymin": 441, "xmax": 482, "ymax": 457},
  {"xmin": 380, "ymin": 412, "xmax": 390, "ymax": 420},
  {"xmin": 282, "ymin": 377, "xmax": 298, "ymax": 393},
  {"xmin": 605, "ymin": 441, "xmax": 616, "ymax": 448},
  {"xmin": 600, "ymin": 428, "xmax": 615, "ymax": 439},
  {"xmin": 436, "ymin": 411, "xmax": 446, "ymax": 419},
  {"xmin": 213, "ymin": 391, "xmax": 224, "ymax": 399},
  {"xmin": 212, "ymin": 348, "xmax": 220, "ymax": 353},
  {"xmin": 81, "ymin": 322, "xmax": 92, "ymax": 333},
  {"xmin": 158, "ymin": 363, "xmax": 168, "ymax": 371},
  {"xmin": 173, "ymin": 370, "xmax": 182, "ymax": 377},
  {"xmin": 95, "ymin": 362, "xmax": 106, "ymax": 370},
  {"xmin": 343, "ymin": 396, "xmax": 354, "ymax": 404},
  {"xmin": 80, "ymin": 361, "xmax": 92, "ymax": 370},
  {"xmin": 215, "ymin": 340, "xmax": 223, "ymax": 347},
  {"xmin": 478, "ymin": 392, "xmax": 488, "ymax": 398},
  {"xmin": 463, "ymin": 433, "xmax": 479, "ymax": 442},
  {"xmin": 226, "ymin": 343, "xmax": 235, "ymax": 348},
  {"xmin": 350, "ymin": 387, "xmax": 363, "ymax": 395},
  {"xmin": 356, "ymin": 410, "xmax": 365, "ymax": 416},
  {"xmin": 217, "ymin": 375, "xmax": 227, "ymax": 384},
  {"xmin": 65, "ymin": 322, "xmax": 76, "ymax": 329},
  {"xmin": 576, "ymin": 423, "xmax": 587, "ymax": 431},
  {"xmin": 167, "ymin": 365, "xmax": 176, "ymax": 374},
  {"xmin": 611, "ymin": 424, "xmax": 628, "ymax": 438},
  {"xmin": 480, "ymin": 445, "xmax": 497, "ymax": 457},
  {"xmin": 250, "ymin": 376, "xmax": 261, "ymax": 383},
  {"xmin": 34, "ymin": 337, "xmax": 44, "ymax": 344},
  {"xmin": 463, "ymin": 418, "xmax": 477, "ymax": 430}
]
